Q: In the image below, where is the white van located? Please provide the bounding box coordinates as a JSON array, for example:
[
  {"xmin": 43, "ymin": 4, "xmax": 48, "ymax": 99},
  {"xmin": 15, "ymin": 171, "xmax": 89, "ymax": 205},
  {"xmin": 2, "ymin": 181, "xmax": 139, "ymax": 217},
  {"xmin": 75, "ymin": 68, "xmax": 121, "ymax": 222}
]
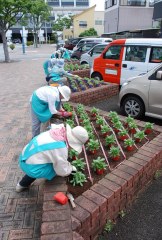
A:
[
  {"xmin": 73, "ymin": 37, "xmax": 112, "ymax": 51},
  {"xmin": 80, "ymin": 43, "xmax": 108, "ymax": 67},
  {"xmin": 91, "ymin": 38, "xmax": 162, "ymax": 86}
]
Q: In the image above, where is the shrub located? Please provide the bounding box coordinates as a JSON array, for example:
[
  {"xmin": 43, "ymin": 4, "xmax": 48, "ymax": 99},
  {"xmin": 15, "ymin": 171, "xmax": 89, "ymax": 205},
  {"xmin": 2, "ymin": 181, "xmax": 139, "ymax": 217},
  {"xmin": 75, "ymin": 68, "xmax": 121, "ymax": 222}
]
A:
[{"xmin": 9, "ymin": 44, "xmax": 15, "ymax": 50}]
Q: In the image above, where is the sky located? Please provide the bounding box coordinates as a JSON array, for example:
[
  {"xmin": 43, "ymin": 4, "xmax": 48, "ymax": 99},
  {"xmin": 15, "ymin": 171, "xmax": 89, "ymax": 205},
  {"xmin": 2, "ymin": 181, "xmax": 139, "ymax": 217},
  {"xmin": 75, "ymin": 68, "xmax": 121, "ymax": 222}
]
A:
[{"xmin": 89, "ymin": 0, "xmax": 105, "ymax": 11}]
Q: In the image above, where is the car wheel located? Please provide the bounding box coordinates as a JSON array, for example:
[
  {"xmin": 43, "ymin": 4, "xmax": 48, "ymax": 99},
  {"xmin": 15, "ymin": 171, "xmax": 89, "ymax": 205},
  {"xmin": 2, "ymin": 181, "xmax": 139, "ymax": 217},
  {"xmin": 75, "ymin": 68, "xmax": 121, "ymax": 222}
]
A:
[
  {"xmin": 81, "ymin": 61, "xmax": 88, "ymax": 65},
  {"xmin": 91, "ymin": 72, "xmax": 103, "ymax": 81},
  {"xmin": 121, "ymin": 96, "xmax": 145, "ymax": 119}
]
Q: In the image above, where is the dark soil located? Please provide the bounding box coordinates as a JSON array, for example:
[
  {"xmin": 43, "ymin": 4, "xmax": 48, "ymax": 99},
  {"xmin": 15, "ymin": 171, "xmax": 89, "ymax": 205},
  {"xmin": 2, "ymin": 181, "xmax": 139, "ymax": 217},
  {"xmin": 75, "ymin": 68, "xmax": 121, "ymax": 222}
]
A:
[{"xmin": 64, "ymin": 110, "xmax": 159, "ymax": 199}]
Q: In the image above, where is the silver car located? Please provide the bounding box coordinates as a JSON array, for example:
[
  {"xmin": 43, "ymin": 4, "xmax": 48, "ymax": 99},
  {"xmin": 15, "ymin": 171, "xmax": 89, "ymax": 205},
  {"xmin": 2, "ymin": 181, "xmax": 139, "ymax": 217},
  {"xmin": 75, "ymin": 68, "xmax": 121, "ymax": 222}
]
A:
[
  {"xmin": 80, "ymin": 43, "xmax": 107, "ymax": 67},
  {"xmin": 119, "ymin": 63, "xmax": 162, "ymax": 119}
]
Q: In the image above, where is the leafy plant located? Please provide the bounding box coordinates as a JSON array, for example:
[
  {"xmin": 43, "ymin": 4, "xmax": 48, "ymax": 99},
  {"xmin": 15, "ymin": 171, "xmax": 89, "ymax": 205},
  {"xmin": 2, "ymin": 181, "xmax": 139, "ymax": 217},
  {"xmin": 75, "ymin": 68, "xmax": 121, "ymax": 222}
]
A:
[
  {"xmin": 105, "ymin": 135, "xmax": 116, "ymax": 146},
  {"xmin": 9, "ymin": 43, "xmax": 15, "ymax": 50},
  {"xmin": 118, "ymin": 129, "xmax": 128, "ymax": 137},
  {"xmin": 72, "ymin": 158, "xmax": 86, "ymax": 171},
  {"xmin": 77, "ymin": 104, "xmax": 85, "ymax": 114},
  {"xmin": 101, "ymin": 125, "xmax": 111, "ymax": 134},
  {"xmin": 128, "ymin": 121, "xmax": 137, "ymax": 130},
  {"xmin": 69, "ymin": 149, "xmax": 79, "ymax": 160},
  {"xmin": 70, "ymin": 171, "xmax": 87, "ymax": 186},
  {"xmin": 91, "ymin": 107, "xmax": 99, "ymax": 116},
  {"xmin": 144, "ymin": 122, "xmax": 154, "ymax": 130},
  {"xmin": 92, "ymin": 157, "xmax": 107, "ymax": 171},
  {"xmin": 96, "ymin": 116, "xmax": 104, "ymax": 126},
  {"xmin": 108, "ymin": 111, "xmax": 118, "ymax": 119},
  {"xmin": 125, "ymin": 115, "xmax": 135, "ymax": 125},
  {"xmin": 124, "ymin": 138, "xmax": 135, "ymax": 147},
  {"xmin": 104, "ymin": 220, "xmax": 114, "ymax": 232},
  {"xmin": 119, "ymin": 210, "xmax": 126, "ymax": 218},
  {"xmin": 66, "ymin": 119, "xmax": 75, "ymax": 128},
  {"xmin": 134, "ymin": 130, "xmax": 146, "ymax": 141},
  {"xmin": 63, "ymin": 103, "xmax": 72, "ymax": 112},
  {"xmin": 87, "ymin": 139, "xmax": 100, "ymax": 151},
  {"xmin": 109, "ymin": 146, "xmax": 120, "ymax": 157},
  {"xmin": 113, "ymin": 121, "xmax": 123, "ymax": 131}
]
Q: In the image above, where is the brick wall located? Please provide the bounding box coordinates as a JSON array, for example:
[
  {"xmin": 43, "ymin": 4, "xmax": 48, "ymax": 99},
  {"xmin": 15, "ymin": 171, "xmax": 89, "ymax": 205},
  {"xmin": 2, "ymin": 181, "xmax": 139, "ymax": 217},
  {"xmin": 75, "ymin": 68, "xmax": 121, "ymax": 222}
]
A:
[
  {"xmin": 41, "ymin": 105, "xmax": 162, "ymax": 240},
  {"xmin": 71, "ymin": 83, "xmax": 119, "ymax": 105},
  {"xmin": 71, "ymin": 69, "xmax": 90, "ymax": 79}
]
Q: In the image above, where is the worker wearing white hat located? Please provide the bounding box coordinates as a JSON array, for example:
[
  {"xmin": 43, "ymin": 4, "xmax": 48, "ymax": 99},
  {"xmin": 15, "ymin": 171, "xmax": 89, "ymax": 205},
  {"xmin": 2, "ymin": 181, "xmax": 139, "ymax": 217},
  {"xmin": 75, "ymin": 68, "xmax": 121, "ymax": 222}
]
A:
[
  {"xmin": 16, "ymin": 124, "xmax": 89, "ymax": 192},
  {"xmin": 30, "ymin": 85, "xmax": 72, "ymax": 138}
]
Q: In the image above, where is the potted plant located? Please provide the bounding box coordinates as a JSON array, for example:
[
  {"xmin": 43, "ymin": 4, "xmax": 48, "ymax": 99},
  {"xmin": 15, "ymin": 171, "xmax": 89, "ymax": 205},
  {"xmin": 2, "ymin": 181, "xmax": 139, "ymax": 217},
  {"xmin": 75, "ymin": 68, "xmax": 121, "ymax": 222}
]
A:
[
  {"xmin": 108, "ymin": 111, "xmax": 118, "ymax": 120},
  {"xmin": 134, "ymin": 130, "xmax": 146, "ymax": 143},
  {"xmin": 105, "ymin": 134, "xmax": 116, "ymax": 148},
  {"xmin": 101, "ymin": 124, "xmax": 111, "ymax": 137},
  {"xmin": 70, "ymin": 171, "xmax": 87, "ymax": 186},
  {"xmin": 118, "ymin": 129, "xmax": 128, "ymax": 141},
  {"xmin": 87, "ymin": 139, "xmax": 100, "ymax": 154},
  {"xmin": 144, "ymin": 122, "xmax": 154, "ymax": 134},
  {"xmin": 128, "ymin": 122, "xmax": 137, "ymax": 134},
  {"xmin": 109, "ymin": 146, "xmax": 120, "ymax": 161},
  {"xmin": 92, "ymin": 157, "xmax": 107, "ymax": 175},
  {"xmin": 113, "ymin": 121, "xmax": 123, "ymax": 133},
  {"xmin": 69, "ymin": 149, "xmax": 79, "ymax": 160},
  {"xmin": 90, "ymin": 107, "xmax": 99, "ymax": 118},
  {"xmin": 96, "ymin": 116, "xmax": 104, "ymax": 129},
  {"xmin": 125, "ymin": 115, "xmax": 135, "ymax": 127},
  {"xmin": 124, "ymin": 138, "xmax": 135, "ymax": 151},
  {"xmin": 72, "ymin": 158, "xmax": 86, "ymax": 171}
]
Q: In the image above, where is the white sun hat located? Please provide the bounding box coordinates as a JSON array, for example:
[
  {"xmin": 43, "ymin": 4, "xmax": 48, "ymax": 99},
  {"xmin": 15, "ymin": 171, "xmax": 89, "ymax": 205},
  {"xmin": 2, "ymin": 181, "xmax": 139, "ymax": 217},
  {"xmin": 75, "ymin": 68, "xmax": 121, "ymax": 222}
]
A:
[
  {"xmin": 58, "ymin": 86, "xmax": 71, "ymax": 102},
  {"xmin": 66, "ymin": 124, "xmax": 89, "ymax": 153},
  {"xmin": 57, "ymin": 58, "xmax": 65, "ymax": 67}
]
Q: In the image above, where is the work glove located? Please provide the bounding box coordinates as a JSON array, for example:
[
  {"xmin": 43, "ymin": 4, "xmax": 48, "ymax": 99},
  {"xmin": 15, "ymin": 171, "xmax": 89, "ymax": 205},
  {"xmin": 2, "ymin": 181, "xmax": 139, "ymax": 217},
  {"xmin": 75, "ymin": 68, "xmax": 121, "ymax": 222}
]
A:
[
  {"xmin": 60, "ymin": 111, "xmax": 73, "ymax": 118},
  {"xmin": 72, "ymin": 166, "xmax": 77, "ymax": 173}
]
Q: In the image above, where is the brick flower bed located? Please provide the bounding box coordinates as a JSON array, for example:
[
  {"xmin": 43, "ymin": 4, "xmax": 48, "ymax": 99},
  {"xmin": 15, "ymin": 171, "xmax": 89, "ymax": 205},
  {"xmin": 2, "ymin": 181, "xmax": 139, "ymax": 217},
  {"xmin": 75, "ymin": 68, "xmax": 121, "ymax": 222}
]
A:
[
  {"xmin": 71, "ymin": 69, "xmax": 90, "ymax": 79},
  {"xmin": 70, "ymin": 82, "xmax": 119, "ymax": 105},
  {"xmin": 41, "ymin": 103, "xmax": 162, "ymax": 240}
]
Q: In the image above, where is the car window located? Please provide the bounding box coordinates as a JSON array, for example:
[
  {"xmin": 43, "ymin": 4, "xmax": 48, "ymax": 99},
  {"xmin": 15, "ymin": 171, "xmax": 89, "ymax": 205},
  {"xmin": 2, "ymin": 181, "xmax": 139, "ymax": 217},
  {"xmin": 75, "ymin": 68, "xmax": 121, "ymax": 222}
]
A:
[
  {"xmin": 125, "ymin": 46, "xmax": 147, "ymax": 62},
  {"xmin": 104, "ymin": 46, "xmax": 122, "ymax": 60},
  {"xmin": 93, "ymin": 45, "xmax": 107, "ymax": 55},
  {"xmin": 149, "ymin": 47, "xmax": 162, "ymax": 63}
]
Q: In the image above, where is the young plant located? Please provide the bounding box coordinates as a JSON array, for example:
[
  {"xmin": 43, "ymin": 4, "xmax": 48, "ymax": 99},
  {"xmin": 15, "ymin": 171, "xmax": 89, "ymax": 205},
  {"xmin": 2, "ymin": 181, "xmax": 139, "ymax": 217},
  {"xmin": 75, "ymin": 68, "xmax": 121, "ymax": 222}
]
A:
[
  {"xmin": 104, "ymin": 220, "xmax": 114, "ymax": 232},
  {"xmin": 118, "ymin": 129, "xmax": 128, "ymax": 141},
  {"xmin": 119, "ymin": 210, "xmax": 126, "ymax": 219},
  {"xmin": 70, "ymin": 171, "xmax": 87, "ymax": 186},
  {"xmin": 96, "ymin": 116, "xmax": 104, "ymax": 128},
  {"xmin": 108, "ymin": 111, "xmax": 118, "ymax": 119},
  {"xmin": 113, "ymin": 121, "xmax": 123, "ymax": 133},
  {"xmin": 134, "ymin": 130, "xmax": 146, "ymax": 142},
  {"xmin": 125, "ymin": 115, "xmax": 135, "ymax": 126},
  {"xmin": 91, "ymin": 107, "xmax": 99, "ymax": 117},
  {"xmin": 63, "ymin": 103, "xmax": 72, "ymax": 112},
  {"xmin": 124, "ymin": 138, "xmax": 135, "ymax": 151},
  {"xmin": 101, "ymin": 124, "xmax": 111, "ymax": 137},
  {"xmin": 105, "ymin": 134, "xmax": 116, "ymax": 147},
  {"xmin": 144, "ymin": 122, "xmax": 154, "ymax": 134},
  {"xmin": 92, "ymin": 157, "xmax": 107, "ymax": 175},
  {"xmin": 66, "ymin": 119, "xmax": 75, "ymax": 128},
  {"xmin": 69, "ymin": 149, "xmax": 79, "ymax": 160},
  {"xmin": 77, "ymin": 104, "xmax": 85, "ymax": 115},
  {"xmin": 128, "ymin": 121, "xmax": 137, "ymax": 134},
  {"xmin": 87, "ymin": 139, "xmax": 100, "ymax": 154},
  {"xmin": 72, "ymin": 158, "xmax": 86, "ymax": 171},
  {"xmin": 109, "ymin": 146, "xmax": 120, "ymax": 161}
]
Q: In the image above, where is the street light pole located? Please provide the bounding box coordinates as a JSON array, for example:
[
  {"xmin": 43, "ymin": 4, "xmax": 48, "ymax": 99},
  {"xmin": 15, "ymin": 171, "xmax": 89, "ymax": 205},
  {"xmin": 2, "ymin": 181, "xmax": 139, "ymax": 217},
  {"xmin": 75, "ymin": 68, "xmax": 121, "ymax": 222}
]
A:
[
  {"xmin": 44, "ymin": 0, "xmax": 48, "ymax": 43},
  {"xmin": 22, "ymin": 26, "xmax": 25, "ymax": 54}
]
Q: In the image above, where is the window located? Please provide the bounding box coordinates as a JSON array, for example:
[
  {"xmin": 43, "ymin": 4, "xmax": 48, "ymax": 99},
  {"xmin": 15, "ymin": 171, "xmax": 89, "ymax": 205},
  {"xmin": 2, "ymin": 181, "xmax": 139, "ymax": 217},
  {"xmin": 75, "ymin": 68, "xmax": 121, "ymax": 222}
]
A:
[
  {"xmin": 92, "ymin": 45, "xmax": 107, "ymax": 55},
  {"xmin": 105, "ymin": 0, "xmax": 117, "ymax": 9},
  {"xmin": 125, "ymin": 46, "xmax": 147, "ymax": 62},
  {"xmin": 104, "ymin": 46, "xmax": 122, "ymax": 60},
  {"xmin": 95, "ymin": 20, "xmax": 103, "ymax": 25},
  {"xmin": 150, "ymin": 47, "xmax": 162, "ymax": 63},
  {"xmin": 79, "ymin": 21, "xmax": 87, "ymax": 28},
  {"xmin": 120, "ymin": 0, "xmax": 146, "ymax": 6}
]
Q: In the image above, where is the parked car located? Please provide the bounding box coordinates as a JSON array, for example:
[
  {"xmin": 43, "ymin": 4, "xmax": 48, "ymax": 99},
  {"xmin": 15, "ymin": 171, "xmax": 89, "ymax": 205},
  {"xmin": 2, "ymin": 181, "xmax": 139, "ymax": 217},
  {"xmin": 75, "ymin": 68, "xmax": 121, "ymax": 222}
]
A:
[
  {"xmin": 64, "ymin": 37, "xmax": 83, "ymax": 50},
  {"xmin": 12, "ymin": 38, "xmax": 21, "ymax": 44},
  {"xmin": 119, "ymin": 63, "xmax": 162, "ymax": 120},
  {"xmin": 73, "ymin": 37, "xmax": 112, "ymax": 51},
  {"xmin": 70, "ymin": 42, "xmax": 99, "ymax": 60},
  {"xmin": 80, "ymin": 43, "xmax": 108, "ymax": 67}
]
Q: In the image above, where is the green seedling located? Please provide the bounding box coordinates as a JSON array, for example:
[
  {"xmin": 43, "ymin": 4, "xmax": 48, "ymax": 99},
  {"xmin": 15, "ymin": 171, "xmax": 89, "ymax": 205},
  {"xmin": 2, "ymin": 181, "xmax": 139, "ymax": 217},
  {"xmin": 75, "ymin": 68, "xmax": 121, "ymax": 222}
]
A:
[{"xmin": 104, "ymin": 220, "xmax": 114, "ymax": 232}]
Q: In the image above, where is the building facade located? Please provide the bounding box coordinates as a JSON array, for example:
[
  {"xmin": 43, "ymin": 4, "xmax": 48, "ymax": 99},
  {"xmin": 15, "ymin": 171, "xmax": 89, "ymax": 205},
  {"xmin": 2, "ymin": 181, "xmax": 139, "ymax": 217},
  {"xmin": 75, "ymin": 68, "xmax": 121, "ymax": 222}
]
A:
[{"xmin": 104, "ymin": 0, "xmax": 159, "ymax": 33}]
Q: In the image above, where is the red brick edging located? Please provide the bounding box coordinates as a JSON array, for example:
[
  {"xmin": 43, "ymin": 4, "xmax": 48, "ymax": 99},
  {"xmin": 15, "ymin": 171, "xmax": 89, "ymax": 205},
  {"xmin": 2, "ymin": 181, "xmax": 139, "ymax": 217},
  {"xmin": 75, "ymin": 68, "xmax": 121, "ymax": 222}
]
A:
[{"xmin": 41, "ymin": 104, "xmax": 162, "ymax": 240}]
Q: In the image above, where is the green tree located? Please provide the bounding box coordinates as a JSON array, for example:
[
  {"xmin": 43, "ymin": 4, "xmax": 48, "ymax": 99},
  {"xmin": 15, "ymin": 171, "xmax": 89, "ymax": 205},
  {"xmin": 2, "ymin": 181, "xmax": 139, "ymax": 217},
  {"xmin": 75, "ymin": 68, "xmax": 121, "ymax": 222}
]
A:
[
  {"xmin": 79, "ymin": 28, "xmax": 98, "ymax": 37},
  {"xmin": 0, "ymin": 0, "xmax": 32, "ymax": 62},
  {"xmin": 52, "ymin": 16, "xmax": 73, "ymax": 31},
  {"xmin": 29, "ymin": 0, "xmax": 51, "ymax": 48}
]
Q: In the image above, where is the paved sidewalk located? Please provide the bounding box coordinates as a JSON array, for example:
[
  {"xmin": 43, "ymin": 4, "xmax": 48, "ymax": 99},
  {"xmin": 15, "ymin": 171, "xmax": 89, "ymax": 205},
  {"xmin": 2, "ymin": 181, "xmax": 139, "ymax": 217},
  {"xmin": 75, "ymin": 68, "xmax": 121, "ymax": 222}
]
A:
[{"xmin": 0, "ymin": 45, "xmax": 53, "ymax": 240}]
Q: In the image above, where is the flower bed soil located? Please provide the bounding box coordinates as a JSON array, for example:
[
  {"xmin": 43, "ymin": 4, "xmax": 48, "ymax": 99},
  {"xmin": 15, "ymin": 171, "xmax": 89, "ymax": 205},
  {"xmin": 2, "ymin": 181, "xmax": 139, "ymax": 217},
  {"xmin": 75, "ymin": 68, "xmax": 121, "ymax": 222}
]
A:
[
  {"xmin": 63, "ymin": 108, "xmax": 160, "ymax": 199},
  {"xmin": 41, "ymin": 103, "xmax": 162, "ymax": 240}
]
